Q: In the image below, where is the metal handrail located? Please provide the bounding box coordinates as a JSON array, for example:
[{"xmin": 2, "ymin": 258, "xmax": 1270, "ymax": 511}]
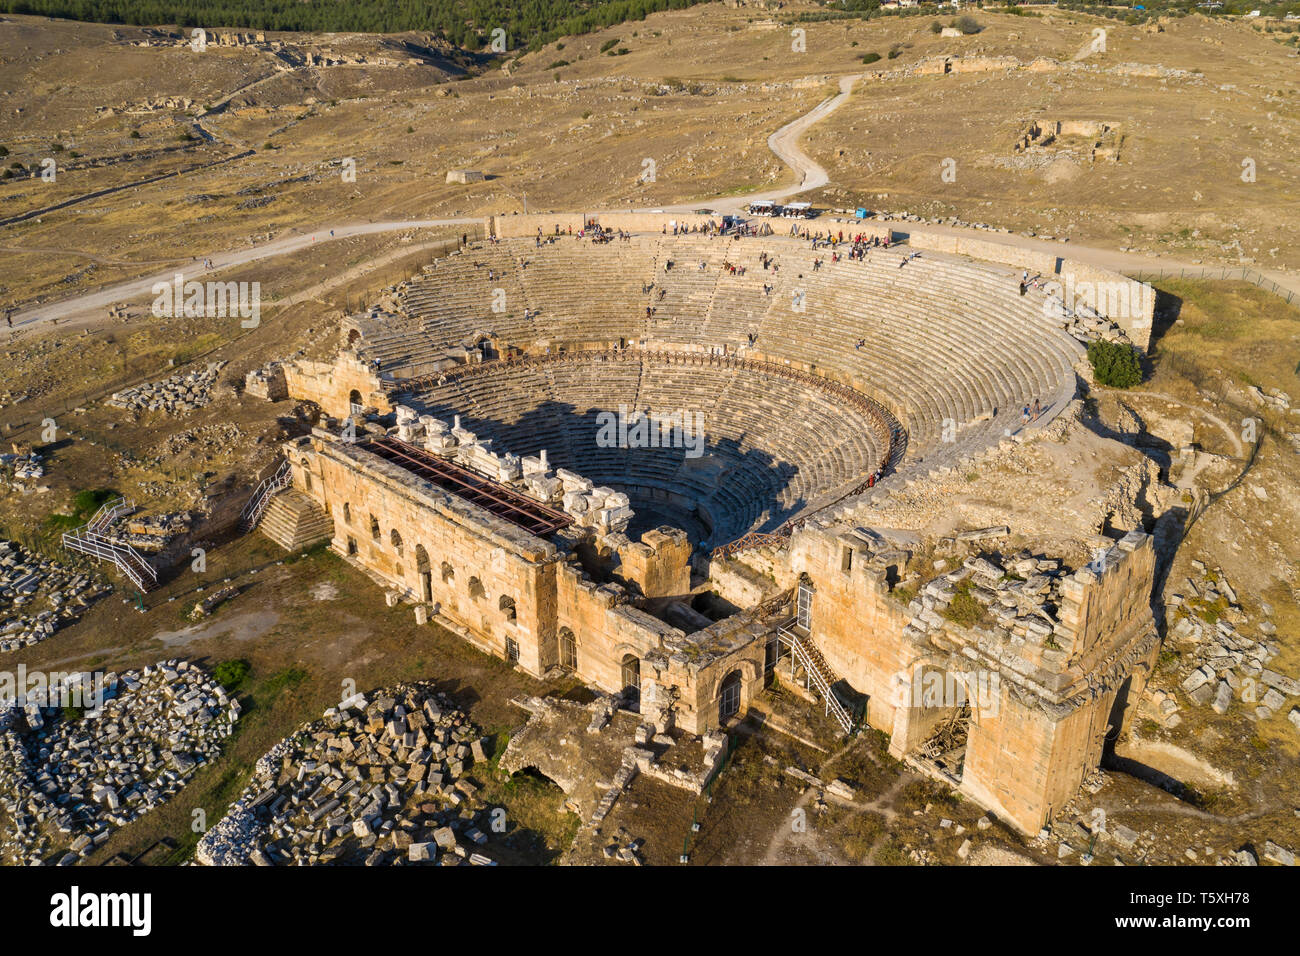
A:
[
  {"xmin": 62, "ymin": 526, "xmax": 155, "ymax": 590},
  {"xmin": 778, "ymin": 620, "xmax": 853, "ymax": 734},
  {"xmin": 240, "ymin": 460, "xmax": 292, "ymax": 530}
]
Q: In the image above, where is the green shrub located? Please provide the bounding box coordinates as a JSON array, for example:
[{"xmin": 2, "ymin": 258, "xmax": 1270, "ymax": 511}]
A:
[
  {"xmin": 930, "ymin": 20, "xmax": 943, "ymax": 33},
  {"xmin": 861, "ymin": 51, "xmax": 881, "ymax": 63},
  {"xmin": 954, "ymin": 14, "xmax": 982, "ymax": 34},
  {"xmin": 1087, "ymin": 339, "xmax": 1142, "ymax": 388},
  {"xmin": 599, "ymin": 37, "xmax": 620, "ymax": 53},
  {"xmin": 213, "ymin": 659, "xmax": 251, "ymax": 691}
]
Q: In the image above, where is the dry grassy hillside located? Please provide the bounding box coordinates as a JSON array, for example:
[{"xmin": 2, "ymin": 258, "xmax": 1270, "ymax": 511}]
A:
[{"xmin": 2, "ymin": 4, "xmax": 1295, "ymax": 313}]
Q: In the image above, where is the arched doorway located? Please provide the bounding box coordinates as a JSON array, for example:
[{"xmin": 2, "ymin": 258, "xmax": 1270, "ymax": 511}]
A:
[
  {"xmin": 719, "ymin": 669, "xmax": 742, "ymax": 722},
  {"xmin": 415, "ymin": 545, "xmax": 431, "ymax": 602},
  {"xmin": 621, "ymin": 654, "xmax": 641, "ymax": 707},
  {"xmin": 559, "ymin": 627, "xmax": 577, "ymax": 671},
  {"xmin": 349, "ymin": 389, "xmax": 363, "ymax": 415}
]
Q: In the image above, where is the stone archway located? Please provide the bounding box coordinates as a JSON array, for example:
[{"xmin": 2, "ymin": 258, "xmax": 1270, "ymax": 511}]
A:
[{"xmin": 558, "ymin": 627, "xmax": 577, "ymax": 671}]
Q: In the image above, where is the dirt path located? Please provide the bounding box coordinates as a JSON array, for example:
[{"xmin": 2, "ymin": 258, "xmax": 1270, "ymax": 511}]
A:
[
  {"xmin": 759, "ymin": 735, "xmax": 915, "ymax": 865},
  {"xmin": 748, "ymin": 73, "xmax": 860, "ymax": 204},
  {"xmin": 2, "ymin": 218, "xmax": 479, "ymax": 334}
]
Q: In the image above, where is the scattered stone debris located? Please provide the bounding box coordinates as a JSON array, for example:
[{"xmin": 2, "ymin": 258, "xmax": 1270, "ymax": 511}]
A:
[
  {"xmin": 1163, "ymin": 557, "xmax": 1295, "ymax": 724},
  {"xmin": 198, "ymin": 681, "xmax": 499, "ymax": 866},
  {"xmin": 501, "ymin": 694, "xmax": 727, "ymax": 835},
  {"xmin": 107, "ymin": 361, "xmax": 227, "ymax": 414},
  {"xmin": 906, "ymin": 549, "xmax": 1070, "ymax": 669},
  {"xmin": 0, "ymin": 660, "xmax": 239, "ymax": 865},
  {"xmin": 0, "ymin": 540, "xmax": 111, "ymax": 652},
  {"xmin": 1, "ymin": 450, "xmax": 45, "ymax": 483},
  {"xmin": 189, "ymin": 585, "xmax": 238, "ymax": 620}
]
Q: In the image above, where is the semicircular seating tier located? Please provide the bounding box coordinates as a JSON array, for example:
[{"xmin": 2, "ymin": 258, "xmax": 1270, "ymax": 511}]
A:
[{"xmin": 349, "ymin": 233, "xmax": 1083, "ymax": 541}]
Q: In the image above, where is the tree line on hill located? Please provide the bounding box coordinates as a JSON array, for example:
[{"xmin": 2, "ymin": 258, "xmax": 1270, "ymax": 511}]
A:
[{"xmin": 0, "ymin": 0, "xmax": 706, "ymax": 51}]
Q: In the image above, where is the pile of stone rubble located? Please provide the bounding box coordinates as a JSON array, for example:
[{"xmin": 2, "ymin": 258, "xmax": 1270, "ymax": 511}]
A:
[
  {"xmin": 189, "ymin": 585, "xmax": 238, "ymax": 620},
  {"xmin": 113, "ymin": 512, "xmax": 192, "ymax": 554},
  {"xmin": 1, "ymin": 450, "xmax": 45, "ymax": 482},
  {"xmin": 0, "ymin": 540, "xmax": 111, "ymax": 653},
  {"xmin": 107, "ymin": 361, "xmax": 226, "ymax": 414},
  {"xmin": 0, "ymin": 660, "xmax": 239, "ymax": 865},
  {"xmin": 198, "ymin": 682, "xmax": 501, "ymax": 866},
  {"xmin": 1162, "ymin": 559, "xmax": 1297, "ymax": 729},
  {"xmin": 905, "ymin": 550, "xmax": 1069, "ymax": 658}
]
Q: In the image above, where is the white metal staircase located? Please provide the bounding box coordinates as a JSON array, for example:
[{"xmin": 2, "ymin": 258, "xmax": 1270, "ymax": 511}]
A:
[
  {"xmin": 239, "ymin": 460, "xmax": 292, "ymax": 532},
  {"xmin": 778, "ymin": 618, "xmax": 855, "ymax": 735},
  {"xmin": 61, "ymin": 498, "xmax": 157, "ymax": 591}
]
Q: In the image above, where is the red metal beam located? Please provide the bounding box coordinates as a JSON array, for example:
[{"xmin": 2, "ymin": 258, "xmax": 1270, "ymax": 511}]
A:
[{"xmin": 364, "ymin": 436, "xmax": 572, "ymax": 537}]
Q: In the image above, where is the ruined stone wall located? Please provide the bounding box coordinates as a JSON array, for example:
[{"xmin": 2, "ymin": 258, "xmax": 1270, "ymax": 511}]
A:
[
  {"xmin": 787, "ymin": 528, "xmax": 912, "ymax": 731},
  {"xmin": 958, "ymin": 684, "xmax": 1060, "ymax": 834},
  {"xmin": 489, "ymin": 212, "xmax": 722, "ymax": 239},
  {"xmin": 1057, "ymin": 261, "xmax": 1155, "ymax": 352},
  {"xmin": 291, "ymin": 436, "xmax": 558, "ymax": 676},
  {"xmin": 1058, "ymin": 531, "xmax": 1156, "ymax": 664},
  {"xmin": 283, "ymin": 356, "xmax": 391, "ymax": 420},
  {"xmin": 617, "ymin": 527, "xmax": 692, "ymax": 598},
  {"xmin": 905, "ymin": 229, "xmax": 1059, "ymax": 276},
  {"xmin": 555, "ymin": 562, "xmax": 673, "ymax": 685},
  {"xmin": 675, "ymin": 621, "xmax": 768, "ymax": 737},
  {"xmin": 786, "ymin": 521, "xmax": 1159, "ymax": 833}
]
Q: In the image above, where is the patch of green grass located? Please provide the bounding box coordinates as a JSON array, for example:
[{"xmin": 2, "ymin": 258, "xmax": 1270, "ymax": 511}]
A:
[
  {"xmin": 41, "ymin": 487, "xmax": 119, "ymax": 533},
  {"xmin": 940, "ymin": 579, "xmax": 984, "ymax": 628},
  {"xmin": 874, "ymin": 839, "xmax": 914, "ymax": 866},
  {"xmin": 262, "ymin": 667, "xmax": 308, "ymax": 696}
]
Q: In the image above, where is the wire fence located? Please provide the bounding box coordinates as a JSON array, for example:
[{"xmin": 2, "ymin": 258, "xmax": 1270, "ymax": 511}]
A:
[{"xmin": 1130, "ymin": 266, "xmax": 1297, "ymax": 305}]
